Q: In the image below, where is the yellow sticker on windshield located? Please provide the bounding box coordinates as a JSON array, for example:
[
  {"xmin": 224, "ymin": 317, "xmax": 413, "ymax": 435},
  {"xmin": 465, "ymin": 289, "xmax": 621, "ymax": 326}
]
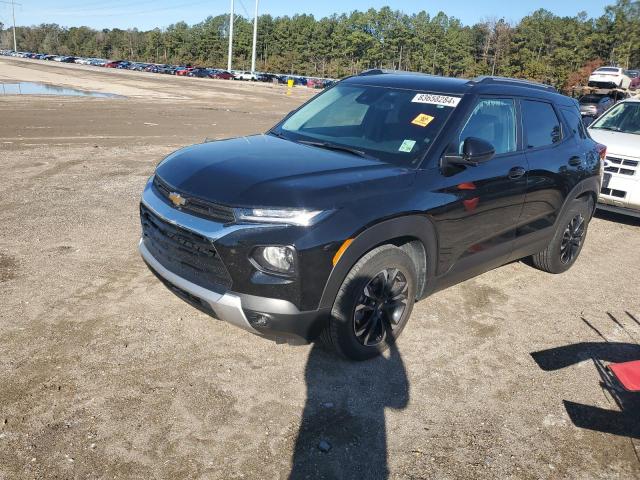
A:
[{"xmin": 411, "ymin": 113, "xmax": 434, "ymax": 127}]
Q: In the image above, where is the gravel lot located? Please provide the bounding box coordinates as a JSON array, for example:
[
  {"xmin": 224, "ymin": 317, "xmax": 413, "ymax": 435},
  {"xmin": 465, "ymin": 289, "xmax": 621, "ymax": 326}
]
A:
[{"xmin": 1, "ymin": 57, "xmax": 639, "ymax": 479}]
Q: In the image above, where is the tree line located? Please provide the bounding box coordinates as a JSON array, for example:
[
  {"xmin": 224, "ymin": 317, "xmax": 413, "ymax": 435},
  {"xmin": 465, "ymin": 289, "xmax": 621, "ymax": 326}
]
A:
[{"xmin": 1, "ymin": 0, "xmax": 638, "ymax": 91}]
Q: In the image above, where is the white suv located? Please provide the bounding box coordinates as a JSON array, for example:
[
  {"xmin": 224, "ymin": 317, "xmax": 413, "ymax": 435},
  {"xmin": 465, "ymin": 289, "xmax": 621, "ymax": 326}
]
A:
[
  {"xmin": 588, "ymin": 98, "xmax": 640, "ymax": 218},
  {"xmin": 588, "ymin": 67, "xmax": 632, "ymax": 89}
]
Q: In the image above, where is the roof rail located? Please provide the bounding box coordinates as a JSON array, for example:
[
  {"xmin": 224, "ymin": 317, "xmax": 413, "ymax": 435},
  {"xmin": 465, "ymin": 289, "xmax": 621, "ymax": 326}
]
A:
[
  {"xmin": 358, "ymin": 68, "xmax": 431, "ymax": 77},
  {"xmin": 472, "ymin": 75, "xmax": 557, "ymax": 92}
]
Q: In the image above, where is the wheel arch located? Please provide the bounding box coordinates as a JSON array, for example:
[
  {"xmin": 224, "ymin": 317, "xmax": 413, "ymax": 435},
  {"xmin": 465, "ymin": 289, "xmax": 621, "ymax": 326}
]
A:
[
  {"xmin": 556, "ymin": 176, "xmax": 600, "ymax": 226},
  {"xmin": 575, "ymin": 189, "xmax": 596, "ymax": 214},
  {"xmin": 318, "ymin": 215, "xmax": 438, "ymax": 310}
]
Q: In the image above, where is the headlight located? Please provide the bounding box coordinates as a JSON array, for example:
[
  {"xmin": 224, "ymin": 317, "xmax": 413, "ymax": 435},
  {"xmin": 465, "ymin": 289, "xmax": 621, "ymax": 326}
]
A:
[
  {"xmin": 235, "ymin": 207, "xmax": 331, "ymax": 226},
  {"xmin": 252, "ymin": 246, "xmax": 296, "ymax": 274}
]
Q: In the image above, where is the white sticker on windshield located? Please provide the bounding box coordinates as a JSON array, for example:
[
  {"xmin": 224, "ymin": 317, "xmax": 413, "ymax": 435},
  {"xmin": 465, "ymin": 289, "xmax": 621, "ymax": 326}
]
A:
[
  {"xmin": 399, "ymin": 139, "xmax": 416, "ymax": 153},
  {"xmin": 411, "ymin": 93, "xmax": 461, "ymax": 108}
]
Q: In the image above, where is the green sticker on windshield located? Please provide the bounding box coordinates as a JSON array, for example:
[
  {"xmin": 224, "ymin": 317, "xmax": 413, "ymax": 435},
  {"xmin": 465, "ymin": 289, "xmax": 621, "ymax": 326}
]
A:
[{"xmin": 399, "ymin": 139, "xmax": 416, "ymax": 153}]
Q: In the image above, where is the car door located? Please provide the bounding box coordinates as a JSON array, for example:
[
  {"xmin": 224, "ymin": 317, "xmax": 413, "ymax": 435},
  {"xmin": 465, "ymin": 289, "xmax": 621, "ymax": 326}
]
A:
[
  {"xmin": 430, "ymin": 96, "xmax": 529, "ymax": 279},
  {"xmin": 516, "ymin": 98, "xmax": 577, "ymax": 251}
]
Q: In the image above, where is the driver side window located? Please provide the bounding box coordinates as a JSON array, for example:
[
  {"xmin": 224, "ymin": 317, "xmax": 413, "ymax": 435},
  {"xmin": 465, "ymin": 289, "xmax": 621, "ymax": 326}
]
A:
[{"xmin": 458, "ymin": 98, "xmax": 517, "ymax": 155}]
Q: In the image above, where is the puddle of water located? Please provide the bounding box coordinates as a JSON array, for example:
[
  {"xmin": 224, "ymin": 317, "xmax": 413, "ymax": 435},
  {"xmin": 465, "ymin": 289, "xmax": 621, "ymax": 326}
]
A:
[{"xmin": 0, "ymin": 82, "xmax": 124, "ymax": 98}]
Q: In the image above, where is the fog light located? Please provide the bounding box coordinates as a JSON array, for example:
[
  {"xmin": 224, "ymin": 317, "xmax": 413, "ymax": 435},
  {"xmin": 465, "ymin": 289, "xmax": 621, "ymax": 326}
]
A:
[
  {"xmin": 246, "ymin": 311, "xmax": 271, "ymax": 327},
  {"xmin": 252, "ymin": 246, "xmax": 296, "ymax": 275}
]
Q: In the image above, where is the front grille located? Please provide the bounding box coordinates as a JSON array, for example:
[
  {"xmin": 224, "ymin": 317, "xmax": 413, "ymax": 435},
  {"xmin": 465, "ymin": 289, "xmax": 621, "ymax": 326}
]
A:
[
  {"xmin": 153, "ymin": 175, "xmax": 236, "ymax": 223},
  {"xmin": 601, "ymin": 187, "xmax": 626, "ymax": 198},
  {"xmin": 140, "ymin": 203, "xmax": 232, "ymax": 291},
  {"xmin": 604, "ymin": 166, "xmax": 636, "ymax": 175},
  {"xmin": 605, "ymin": 156, "xmax": 638, "ymax": 176},
  {"xmin": 146, "ymin": 261, "xmax": 216, "ymax": 317}
]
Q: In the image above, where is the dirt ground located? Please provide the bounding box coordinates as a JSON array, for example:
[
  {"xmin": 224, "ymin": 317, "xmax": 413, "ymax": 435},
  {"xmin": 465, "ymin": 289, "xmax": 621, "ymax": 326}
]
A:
[{"xmin": 0, "ymin": 56, "xmax": 639, "ymax": 480}]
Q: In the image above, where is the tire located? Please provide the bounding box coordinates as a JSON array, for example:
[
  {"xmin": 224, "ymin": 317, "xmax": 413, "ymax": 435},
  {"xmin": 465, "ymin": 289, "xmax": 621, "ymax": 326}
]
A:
[
  {"xmin": 530, "ymin": 198, "xmax": 592, "ymax": 274},
  {"xmin": 322, "ymin": 245, "xmax": 417, "ymax": 361}
]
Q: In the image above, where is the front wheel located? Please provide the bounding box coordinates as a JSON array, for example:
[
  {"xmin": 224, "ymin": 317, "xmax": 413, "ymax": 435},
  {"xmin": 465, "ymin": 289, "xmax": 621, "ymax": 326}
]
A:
[
  {"xmin": 322, "ymin": 245, "xmax": 417, "ymax": 361},
  {"xmin": 530, "ymin": 198, "xmax": 592, "ymax": 273}
]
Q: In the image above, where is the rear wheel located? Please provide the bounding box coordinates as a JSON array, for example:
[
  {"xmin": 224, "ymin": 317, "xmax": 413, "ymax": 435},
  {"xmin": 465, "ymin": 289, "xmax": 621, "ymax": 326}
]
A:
[
  {"xmin": 530, "ymin": 198, "xmax": 592, "ymax": 273},
  {"xmin": 322, "ymin": 245, "xmax": 417, "ymax": 361}
]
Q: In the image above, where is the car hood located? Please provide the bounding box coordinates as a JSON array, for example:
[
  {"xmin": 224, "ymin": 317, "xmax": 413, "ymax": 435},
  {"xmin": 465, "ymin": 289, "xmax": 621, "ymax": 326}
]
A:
[
  {"xmin": 588, "ymin": 129, "xmax": 640, "ymax": 159},
  {"xmin": 155, "ymin": 134, "xmax": 416, "ymax": 208}
]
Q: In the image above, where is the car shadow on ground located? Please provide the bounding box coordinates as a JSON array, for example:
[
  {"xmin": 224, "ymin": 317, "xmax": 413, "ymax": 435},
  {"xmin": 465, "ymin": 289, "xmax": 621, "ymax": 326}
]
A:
[
  {"xmin": 288, "ymin": 342, "xmax": 409, "ymax": 480},
  {"xmin": 531, "ymin": 311, "xmax": 640, "ymax": 440},
  {"xmin": 594, "ymin": 209, "xmax": 640, "ymax": 227}
]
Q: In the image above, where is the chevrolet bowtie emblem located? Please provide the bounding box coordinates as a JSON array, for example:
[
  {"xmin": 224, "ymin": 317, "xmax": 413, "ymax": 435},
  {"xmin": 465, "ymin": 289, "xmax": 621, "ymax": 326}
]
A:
[{"xmin": 168, "ymin": 192, "xmax": 186, "ymax": 207}]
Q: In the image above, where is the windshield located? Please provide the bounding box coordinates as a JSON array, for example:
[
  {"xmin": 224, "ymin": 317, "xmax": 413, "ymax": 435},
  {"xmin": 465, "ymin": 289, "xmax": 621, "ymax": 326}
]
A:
[
  {"xmin": 272, "ymin": 83, "xmax": 460, "ymax": 165},
  {"xmin": 580, "ymin": 95, "xmax": 606, "ymax": 103},
  {"xmin": 596, "ymin": 67, "xmax": 620, "ymax": 73},
  {"xmin": 590, "ymin": 102, "xmax": 640, "ymax": 135}
]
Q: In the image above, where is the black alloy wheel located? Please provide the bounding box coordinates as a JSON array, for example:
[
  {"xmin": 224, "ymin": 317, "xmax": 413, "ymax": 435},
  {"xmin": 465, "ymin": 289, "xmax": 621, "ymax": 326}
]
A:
[
  {"xmin": 324, "ymin": 244, "xmax": 417, "ymax": 360},
  {"xmin": 559, "ymin": 213, "xmax": 585, "ymax": 264},
  {"xmin": 530, "ymin": 198, "xmax": 591, "ymax": 274},
  {"xmin": 353, "ymin": 268, "xmax": 409, "ymax": 346}
]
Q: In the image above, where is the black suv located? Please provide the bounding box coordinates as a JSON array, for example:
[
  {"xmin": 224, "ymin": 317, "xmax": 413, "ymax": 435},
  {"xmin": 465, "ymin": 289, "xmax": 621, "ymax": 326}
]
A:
[{"xmin": 139, "ymin": 71, "xmax": 603, "ymax": 360}]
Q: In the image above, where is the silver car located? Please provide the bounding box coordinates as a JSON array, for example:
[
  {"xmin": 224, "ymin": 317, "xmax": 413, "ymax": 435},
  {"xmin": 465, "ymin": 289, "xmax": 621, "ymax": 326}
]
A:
[{"xmin": 579, "ymin": 94, "xmax": 615, "ymax": 118}]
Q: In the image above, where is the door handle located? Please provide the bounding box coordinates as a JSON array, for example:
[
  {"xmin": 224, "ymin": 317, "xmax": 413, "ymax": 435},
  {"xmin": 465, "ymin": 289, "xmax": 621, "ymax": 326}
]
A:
[
  {"xmin": 569, "ymin": 156, "xmax": 582, "ymax": 167},
  {"xmin": 508, "ymin": 166, "xmax": 526, "ymax": 179}
]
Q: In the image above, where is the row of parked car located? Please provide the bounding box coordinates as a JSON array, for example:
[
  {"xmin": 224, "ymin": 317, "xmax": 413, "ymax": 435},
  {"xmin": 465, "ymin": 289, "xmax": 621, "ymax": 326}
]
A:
[{"xmin": 0, "ymin": 49, "xmax": 336, "ymax": 88}]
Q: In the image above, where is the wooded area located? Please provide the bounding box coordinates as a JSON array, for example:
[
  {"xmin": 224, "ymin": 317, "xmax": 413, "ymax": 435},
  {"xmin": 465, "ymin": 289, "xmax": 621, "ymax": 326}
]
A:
[{"xmin": 1, "ymin": 0, "xmax": 638, "ymax": 90}]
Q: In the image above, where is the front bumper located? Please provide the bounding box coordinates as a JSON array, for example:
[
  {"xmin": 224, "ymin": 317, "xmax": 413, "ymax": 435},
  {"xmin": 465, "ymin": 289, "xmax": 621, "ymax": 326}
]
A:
[
  {"xmin": 138, "ymin": 177, "xmax": 330, "ymax": 344},
  {"xmin": 599, "ymin": 157, "xmax": 640, "ymax": 217},
  {"xmin": 588, "ymin": 75, "xmax": 620, "ymax": 88},
  {"xmin": 140, "ymin": 239, "xmax": 330, "ymax": 344},
  {"xmin": 580, "ymin": 107, "xmax": 597, "ymax": 116},
  {"xmin": 139, "ymin": 238, "xmax": 255, "ymax": 332}
]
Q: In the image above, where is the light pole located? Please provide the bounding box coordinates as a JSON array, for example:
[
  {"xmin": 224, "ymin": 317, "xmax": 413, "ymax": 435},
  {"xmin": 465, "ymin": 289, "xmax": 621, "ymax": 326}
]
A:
[
  {"xmin": 251, "ymin": 0, "xmax": 258, "ymax": 73},
  {"xmin": 227, "ymin": 0, "xmax": 234, "ymax": 71},
  {"xmin": 0, "ymin": 0, "xmax": 21, "ymax": 52}
]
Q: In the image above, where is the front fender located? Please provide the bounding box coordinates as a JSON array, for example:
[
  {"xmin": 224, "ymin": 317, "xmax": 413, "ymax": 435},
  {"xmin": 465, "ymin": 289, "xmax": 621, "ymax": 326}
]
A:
[{"xmin": 318, "ymin": 215, "xmax": 439, "ymax": 310}]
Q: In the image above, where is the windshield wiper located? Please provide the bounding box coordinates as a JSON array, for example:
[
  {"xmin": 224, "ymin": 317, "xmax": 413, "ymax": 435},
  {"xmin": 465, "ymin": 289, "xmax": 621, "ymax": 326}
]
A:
[
  {"xmin": 298, "ymin": 140, "xmax": 371, "ymax": 158},
  {"xmin": 268, "ymin": 130, "xmax": 287, "ymax": 139}
]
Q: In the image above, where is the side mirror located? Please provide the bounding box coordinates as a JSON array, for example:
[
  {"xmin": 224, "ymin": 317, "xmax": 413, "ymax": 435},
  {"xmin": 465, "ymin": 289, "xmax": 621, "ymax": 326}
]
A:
[{"xmin": 443, "ymin": 137, "xmax": 495, "ymax": 167}]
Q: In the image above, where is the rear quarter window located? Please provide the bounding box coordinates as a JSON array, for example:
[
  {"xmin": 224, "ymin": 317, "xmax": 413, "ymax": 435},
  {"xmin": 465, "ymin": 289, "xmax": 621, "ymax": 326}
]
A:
[
  {"xmin": 521, "ymin": 100, "xmax": 562, "ymax": 149},
  {"xmin": 561, "ymin": 108, "xmax": 588, "ymax": 140}
]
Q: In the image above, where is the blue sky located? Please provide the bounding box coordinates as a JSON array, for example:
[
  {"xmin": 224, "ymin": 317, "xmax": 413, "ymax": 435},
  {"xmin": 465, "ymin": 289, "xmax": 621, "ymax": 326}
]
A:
[{"xmin": 1, "ymin": 1, "xmax": 612, "ymax": 30}]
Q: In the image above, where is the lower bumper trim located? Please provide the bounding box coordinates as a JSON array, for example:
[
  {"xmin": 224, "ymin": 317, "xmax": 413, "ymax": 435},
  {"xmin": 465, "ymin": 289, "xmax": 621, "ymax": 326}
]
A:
[
  {"xmin": 140, "ymin": 238, "xmax": 331, "ymax": 344},
  {"xmin": 139, "ymin": 239, "xmax": 258, "ymax": 333}
]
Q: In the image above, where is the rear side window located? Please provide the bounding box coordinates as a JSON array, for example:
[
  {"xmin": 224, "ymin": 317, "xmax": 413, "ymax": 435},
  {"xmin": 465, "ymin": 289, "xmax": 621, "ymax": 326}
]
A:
[
  {"xmin": 458, "ymin": 98, "xmax": 517, "ymax": 155},
  {"xmin": 561, "ymin": 108, "xmax": 587, "ymax": 139},
  {"xmin": 522, "ymin": 100, "xmax": 562, "ymax": 148}
]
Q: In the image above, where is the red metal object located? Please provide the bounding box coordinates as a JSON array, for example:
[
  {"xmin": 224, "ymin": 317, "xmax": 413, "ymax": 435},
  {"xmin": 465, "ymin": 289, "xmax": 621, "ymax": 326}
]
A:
[
  {"xmin": 609, "ymin": 360, "xmax": 640, "ymax": 392},
  {"xmin": 458, "ymin": 182, "xmax": 479, "ymax": 212},
  {"xmin": 457, "ymin": 182, "xmax": 476, "ymax": 190}
]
